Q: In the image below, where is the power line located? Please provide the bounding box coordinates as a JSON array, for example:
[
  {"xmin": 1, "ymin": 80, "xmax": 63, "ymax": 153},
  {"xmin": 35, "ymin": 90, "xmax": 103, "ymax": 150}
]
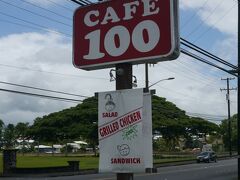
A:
[
  {"xmin": 45, "ymin": 0, "xmax": 73, "ymax": 12},
  {"xmin": 80, "ymin": 0, "xmax": 93, "ymax": 5},
  {"xmin": 0, "ymin": 0, "xmax": 235, "ymax": 95},
  {"xmin": 1, "ymin": 0, "xmax": 232, "ymax": 83},
  {"xmin": 0, "ymin": 80, "xmax": 89, "ymax": 98},
  {"xmin": 158, "ymin": 62, "xmax": 219, "ymax": 87},
  {"xmin": 0, "ymin": 88, "xmax": 83, "ymax": 103},
  {"xmin": 152, "ymin": 81, "xmax": 229, "ymax": 104},
  {"xmin": 181, "ymin": 0, "xmax": 210, "ymax": 29},
  {"xmin": 0, "ymin": 0, "xmax": 72, "ymax": 27},
  {"xmin": 0, "ymin": 18, "xmax": 71, "ymax": 39},
  {"xmin": 192, "ymin": 4, "xmax": 236, "ymax": 43},
  {"xmin": 0, "ymin": 10, "xmax": 71, "ymax": 37},
  {"xmin": 181, "ymin": 48, "xmax": 237, "ymax": 77},
  {"xmin": 184, "ymin": 0, "xmax": 226, "ymax": 38},
  {"xmin": 20, "ymin": 0, "xmax": 72, "ymax": 21},
  {"xmin": 181, "ymin": 38, "xmax": 238, "ymax": 69},
  {"xmin": 68, "ymin": 0, "xmax": 237, "ymax": 78},
  {"xmin": 176, "ymin": 56, "xmax": 222, "ymax": 82},
  {"xmin": 0, "ymin": 63, "xmax": 108, "ymax": 80},
  {"xmin": 0, "ymin": 0, "xmax": 230, "ymax": 92},
  {"xmin": 0, "ymin": 0, "xmax": 235, "ymax": 86},
  {"xmin": 0, "ymin": 18, "xmax": 48, "ymax": 32},
  {"xmin": 68, "ymin": 0, "xmax": 87, "ymax": 6}
]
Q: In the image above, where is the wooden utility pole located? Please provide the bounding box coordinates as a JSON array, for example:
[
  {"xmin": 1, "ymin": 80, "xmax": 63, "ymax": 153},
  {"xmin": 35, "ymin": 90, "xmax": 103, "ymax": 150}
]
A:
[
  {"xmin": 220, "ymin": 78, "xmax": 237, "ymax": 157},
  {"xmin": 220, "ymin": 77, "xmax": 237, "ymax": 157},
  {"xmin": 145, "ymin": 63, "xmax": 149, "ymax": 92}
]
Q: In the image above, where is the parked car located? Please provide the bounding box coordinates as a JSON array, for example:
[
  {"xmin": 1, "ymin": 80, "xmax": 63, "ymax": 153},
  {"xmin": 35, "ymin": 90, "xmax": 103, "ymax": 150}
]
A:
[{"xmin": 196, "ymin": 151, "xmax": 217, "ymax": 163}]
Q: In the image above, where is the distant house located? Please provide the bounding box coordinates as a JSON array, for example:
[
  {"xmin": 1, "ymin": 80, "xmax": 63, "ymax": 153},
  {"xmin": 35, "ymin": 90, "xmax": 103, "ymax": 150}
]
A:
[
  {"xmin": 74, "ymin": 140, "xmax": 88, "ymax": 145},
  {"xmin": 66, "ymin": 143, "xmax": 81, "ymax": 152},
  {"xmin": 15, "ymin": 139, "xmax": 35, "ymax": 150},
  {"xmin": 65, "ymin": 141, "xmax": 88, "ymax": 152},
  {"xmin": 34, "ymin": 144, "xmax": 63, "ymax": 153}
]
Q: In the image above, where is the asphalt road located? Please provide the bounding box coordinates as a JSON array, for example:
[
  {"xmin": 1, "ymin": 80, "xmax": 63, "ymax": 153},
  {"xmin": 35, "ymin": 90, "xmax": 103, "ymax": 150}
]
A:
[{"xmin": 4, "ymin": 158, "xmax": 237, "ymax": 180}]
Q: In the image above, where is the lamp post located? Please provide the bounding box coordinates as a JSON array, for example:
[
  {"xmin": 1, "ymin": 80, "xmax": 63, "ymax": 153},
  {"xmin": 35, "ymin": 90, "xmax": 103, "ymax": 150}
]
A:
[
  {"xmin": 148, "ymin": 77, "xmax": 175, "ymax": 89},
  {"xmin": 145, "ymin": 63, "xmax": 175, "ymax": 92}
]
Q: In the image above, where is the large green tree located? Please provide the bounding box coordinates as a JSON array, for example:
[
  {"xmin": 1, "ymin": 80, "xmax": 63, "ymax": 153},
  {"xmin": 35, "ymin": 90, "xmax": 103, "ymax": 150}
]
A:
[
  {"xmin": 15, "ymin": 122, "xmax": 30, "ymax": 139},
  {"xmin": 220, "ymin": 114, "xmax": 237, "ymax": 151},
  {"xmin": 30, "ymin": 97, "xmax": 98, "ymax": 145},
  {"xmin": 152, "ymin": 95, "xmax": 189, "ymax": 150},
  {"xmin": 3, "ymin": 124, "xmax": 16, "ymax": 149},
  {"xmin": 152, "ymin": 96, "xmax": 220, "ymax": 150},
  {"xmin": 29, "ymin": 95, "xmax": 220, "ymax": 152}
]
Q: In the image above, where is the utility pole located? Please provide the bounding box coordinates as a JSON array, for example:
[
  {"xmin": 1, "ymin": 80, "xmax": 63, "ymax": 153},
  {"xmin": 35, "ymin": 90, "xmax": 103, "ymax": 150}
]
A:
[
  {"xmin": 116, "ymin": 63, "xmax": 133, "ymax": 180},
  {"xmin": 220, "ymin": 77, "xmax": 237, "ymax": 157},
  {"xmin": 145, "ymin": 63, "xmax": 149, "ymax": 92}
]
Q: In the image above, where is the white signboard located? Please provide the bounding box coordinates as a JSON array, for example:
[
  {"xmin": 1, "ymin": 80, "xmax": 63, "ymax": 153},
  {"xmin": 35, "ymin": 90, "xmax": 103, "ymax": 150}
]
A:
[{"xmin": 98, "ymin": 88, "xmax": 147, "ymax": 173}]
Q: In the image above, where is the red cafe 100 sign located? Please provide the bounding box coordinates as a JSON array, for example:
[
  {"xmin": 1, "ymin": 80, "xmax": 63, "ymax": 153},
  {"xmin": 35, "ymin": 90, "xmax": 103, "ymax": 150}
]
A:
[{"xmin": 73, "ymin": 0, "xmax": 179, "ymax": 70}]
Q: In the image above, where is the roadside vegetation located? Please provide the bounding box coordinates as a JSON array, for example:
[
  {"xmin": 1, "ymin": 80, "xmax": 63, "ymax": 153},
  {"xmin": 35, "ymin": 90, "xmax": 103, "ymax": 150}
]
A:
[{"xmin": 0, "ymin": 96, "xmax": 237, "ymax": 174}]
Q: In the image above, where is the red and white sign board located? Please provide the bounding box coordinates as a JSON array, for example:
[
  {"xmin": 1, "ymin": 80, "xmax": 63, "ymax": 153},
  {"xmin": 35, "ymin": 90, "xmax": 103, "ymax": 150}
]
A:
[
  {"xmin": 98, "ymin": 88, "xmax": 152, "ymax": 173},
  {"xmin": 73, "ymin": 0, "xmax": 179, "ymax": 70}
]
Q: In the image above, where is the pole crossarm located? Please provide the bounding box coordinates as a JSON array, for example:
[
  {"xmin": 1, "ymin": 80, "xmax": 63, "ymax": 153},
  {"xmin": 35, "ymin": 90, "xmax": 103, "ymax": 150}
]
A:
[{"xmin": 220, "ymin": 88, "xmax": 238, "ymax": 91}]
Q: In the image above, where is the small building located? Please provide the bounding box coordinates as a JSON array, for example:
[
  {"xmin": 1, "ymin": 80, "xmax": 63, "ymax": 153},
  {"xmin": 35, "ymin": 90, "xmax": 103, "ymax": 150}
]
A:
[{"xmin": 34, "ymin": 145, "xmax": 63, "ymax": 153}]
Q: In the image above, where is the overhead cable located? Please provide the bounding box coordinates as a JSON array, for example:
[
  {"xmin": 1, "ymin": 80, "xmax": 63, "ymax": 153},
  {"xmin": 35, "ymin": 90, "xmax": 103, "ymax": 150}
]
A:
[
  {"xmin": 68, "ymin": 0, "xmax": 87, "ymax": 6},
  {"xmin": 0, "ymin": 0, "xmax": 72, "ymax": 27},
  {"xmin": 0, "ymin": 88, "xmax": 83, "ymax": 103},
  {"xmin": 185, "ymin": 0, "xmax": 226, "ymax": 38},
  {"xmin": 0, "ymin": 80, "xmax": 89, "ymax": 98},
  {"xmin": 21, "ymin": 0, "xmax": 72, "ymax": 20},
  {"xmin": 45, "ymin": 0, "xmax": 73, "ymax": 12},
  {"xmin": 69, "ymin": 0, "xmax": 237, "ymax": 77},
  {"xmin": 0, "ymin": 11, "xmax": 71, "ymax": 37},
  {"xmin": 0, "ymin": 63, "xmax": 108, "ymax": 80},
  {"xmin": 181, "ymin": 48, "xmax": 237, "ymax": 77},
  {"xmin": 181, "ymin": 0, "xmax": 210, "ymax": 29},
  {"xmin": 180, "ymin": 38, "xmax": 238, "ymax": 69}
]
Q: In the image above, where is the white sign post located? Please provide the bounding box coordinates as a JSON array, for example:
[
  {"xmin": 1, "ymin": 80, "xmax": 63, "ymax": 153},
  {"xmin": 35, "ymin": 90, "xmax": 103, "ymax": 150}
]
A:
[
  {"xmin": 143, "ymin": 93, "xmax": 153, "ymax": 169},
  {"xmin": 99, "ymin": 88, "xmax": 152, "ymax": 173}
]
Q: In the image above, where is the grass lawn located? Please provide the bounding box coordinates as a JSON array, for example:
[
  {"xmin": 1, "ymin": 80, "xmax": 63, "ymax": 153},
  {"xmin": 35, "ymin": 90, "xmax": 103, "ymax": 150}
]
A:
[
  {"xmin": 0, "ymin": 153, "xmax": 195, "ymax": 174},
  {"xmin": 0, "ymin": 154, "xmax": 99, "ymax": 175}
]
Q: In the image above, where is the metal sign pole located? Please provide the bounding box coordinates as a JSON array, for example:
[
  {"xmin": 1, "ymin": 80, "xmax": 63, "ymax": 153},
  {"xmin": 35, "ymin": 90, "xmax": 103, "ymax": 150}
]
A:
[{"xmin": 115, "ymin": 63, "xmax": 133, "ymax": 180}]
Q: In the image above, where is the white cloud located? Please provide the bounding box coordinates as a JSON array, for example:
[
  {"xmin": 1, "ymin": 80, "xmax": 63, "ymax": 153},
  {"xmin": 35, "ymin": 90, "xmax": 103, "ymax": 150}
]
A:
[
  {"xmin": 0, "ymin": 31, "xmax": 236, "ymax": 125},
  {"xmin": 180, "ymin": 0, "xmax": 237, "ymax": 37},
  {"xmin": 0, "ymin": 32, "xmax": 113, "ymax": 124}
]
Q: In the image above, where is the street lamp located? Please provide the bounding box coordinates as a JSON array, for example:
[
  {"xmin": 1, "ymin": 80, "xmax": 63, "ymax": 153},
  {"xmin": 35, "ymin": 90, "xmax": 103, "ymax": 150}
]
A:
[{"xmin": 148, "ymin": 77, "xmax": 175, "ymax": 89}]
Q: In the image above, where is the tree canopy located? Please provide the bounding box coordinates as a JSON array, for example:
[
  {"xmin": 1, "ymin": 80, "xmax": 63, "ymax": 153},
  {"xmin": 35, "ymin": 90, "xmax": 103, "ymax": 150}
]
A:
[
  {"xmin": 25, "ymin": 95, "xmax": 220, "ymax": 151},
  {"xmin": 220, "ymin": 114, "xmax": 237, "ymax": 151}
]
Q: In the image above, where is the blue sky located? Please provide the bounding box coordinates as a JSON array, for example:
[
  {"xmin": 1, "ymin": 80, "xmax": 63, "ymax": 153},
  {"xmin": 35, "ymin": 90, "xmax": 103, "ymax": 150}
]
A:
[{"xmin": 0, "ymin": 0, "xmax": 238, "ymax": 124}]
